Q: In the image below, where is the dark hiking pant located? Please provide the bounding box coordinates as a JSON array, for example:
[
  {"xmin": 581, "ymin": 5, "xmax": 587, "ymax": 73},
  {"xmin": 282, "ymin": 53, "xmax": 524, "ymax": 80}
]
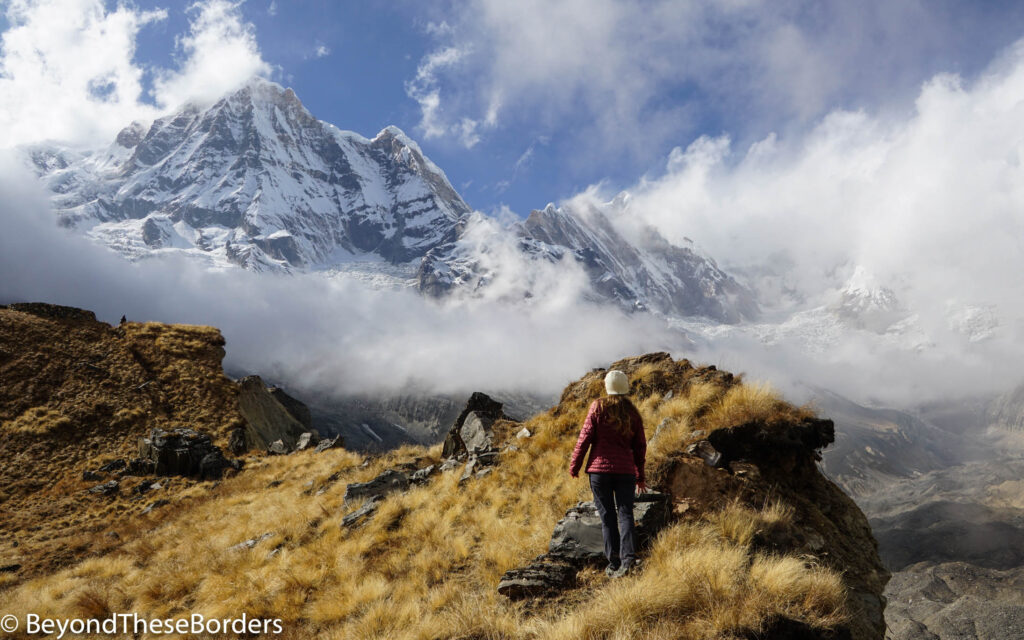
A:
[{"xmin": 589, "ymin": 473, "xmax": 637, "ymax": 569}]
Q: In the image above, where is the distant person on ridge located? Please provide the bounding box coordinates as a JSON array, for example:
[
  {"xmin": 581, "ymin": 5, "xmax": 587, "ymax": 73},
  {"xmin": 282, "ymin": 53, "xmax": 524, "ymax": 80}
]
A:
[{"xmin": 569, "ymin": 369, "xmax": 647, "ymax": 578}]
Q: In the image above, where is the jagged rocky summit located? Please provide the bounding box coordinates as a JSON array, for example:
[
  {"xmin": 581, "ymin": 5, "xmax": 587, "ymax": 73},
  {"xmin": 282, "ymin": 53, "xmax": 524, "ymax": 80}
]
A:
[{"xmin": 23, "ymin": 78, "xmax": 756, "ymax": 323}]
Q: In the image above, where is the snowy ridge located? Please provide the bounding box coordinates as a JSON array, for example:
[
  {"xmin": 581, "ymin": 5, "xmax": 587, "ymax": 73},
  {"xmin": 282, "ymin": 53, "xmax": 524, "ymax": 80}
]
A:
[
  {"xmin": 24, "ymin": 78, "xmax": 761, "ymax": 324},
  {"xmin": 417, "ymin": 200, "xmax": 759, "ymax": 323}
]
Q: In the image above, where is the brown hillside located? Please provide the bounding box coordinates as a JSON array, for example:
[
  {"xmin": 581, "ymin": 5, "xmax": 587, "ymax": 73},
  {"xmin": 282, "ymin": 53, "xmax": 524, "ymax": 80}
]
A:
[
  {"xmin": 1, "ymin": 344, "xmax": 888, "ymax": 640},
  {"xmin": 0, "ymin": 304, "xmax": 246, "ymax": 586}
]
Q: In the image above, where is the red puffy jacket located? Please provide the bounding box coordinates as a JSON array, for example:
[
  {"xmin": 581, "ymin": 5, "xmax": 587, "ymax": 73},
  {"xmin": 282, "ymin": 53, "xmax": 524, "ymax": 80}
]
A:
[{"xmin": 569, "ymin": 398, "xmax": 647, "ymax": 483}]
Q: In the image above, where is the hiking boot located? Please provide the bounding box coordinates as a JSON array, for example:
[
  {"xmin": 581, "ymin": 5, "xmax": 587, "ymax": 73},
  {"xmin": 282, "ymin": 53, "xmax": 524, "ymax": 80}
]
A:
[
  {"xmin": 611, "ymin": 562, "xmax": 635, "ymax": 578},
  {"xmin": 604, "ymin": 563, "xmax": 621, "ymax": 577}
]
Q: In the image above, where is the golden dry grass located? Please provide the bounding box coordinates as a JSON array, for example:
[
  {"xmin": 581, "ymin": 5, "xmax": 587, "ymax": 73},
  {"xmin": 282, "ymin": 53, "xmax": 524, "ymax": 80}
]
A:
[{"xmin": 0, "ymin": 351, "xmax": 848, "ymax": 639}]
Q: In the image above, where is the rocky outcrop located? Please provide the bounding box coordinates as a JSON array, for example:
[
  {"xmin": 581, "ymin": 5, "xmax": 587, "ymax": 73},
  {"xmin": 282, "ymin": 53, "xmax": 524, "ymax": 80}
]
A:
[
  {"xmin": 268, "ymin": 387, "xmax": 313, "ymax": 431},
  {"xmin": 237, "ymin": 375, "xmax": 319, "ymax": 453},
  {"xmin": 137, "ymin": 428, "xmax": 241, "ymax": 479},
  {"xmin": 667, "ymin": 420, "xmax": 887, "ymax": 640},
  {"xmin": 314, "ymin": 435, "xmax": 344, "ymax": 453},
  {"xmin": 441, "ymin": 392, "xmax": 507, "ymax": 458}
]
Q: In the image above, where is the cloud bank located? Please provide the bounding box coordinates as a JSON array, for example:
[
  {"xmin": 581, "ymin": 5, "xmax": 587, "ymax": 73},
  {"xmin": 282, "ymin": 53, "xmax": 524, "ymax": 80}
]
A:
[
  {"xmin": 0, "ymin": 0, "xmax": 270, "ymax": 149},
  {"xmin": 580, "ymin": 38, "xmax": 1024, "ymax": 405},
  {"xmin": 0, "ymin": 155, "xmax": 676, "ymax": 397}
]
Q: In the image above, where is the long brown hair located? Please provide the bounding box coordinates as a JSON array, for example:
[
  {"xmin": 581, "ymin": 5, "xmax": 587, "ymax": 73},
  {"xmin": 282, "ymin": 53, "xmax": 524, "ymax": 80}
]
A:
[{"xmin": 598, "ymin": 394, "xmax": 638, "ymax": 438}]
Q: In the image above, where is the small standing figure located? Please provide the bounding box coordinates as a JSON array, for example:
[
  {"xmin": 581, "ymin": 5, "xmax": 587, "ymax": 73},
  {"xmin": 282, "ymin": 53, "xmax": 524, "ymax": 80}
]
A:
[
  {"xmin": 569, "ymin": 369, "xmax": 647, "ymax": 577},
  {"xmin": 119, "ymin": 315, "xmax": 127, "ymax": 325}
]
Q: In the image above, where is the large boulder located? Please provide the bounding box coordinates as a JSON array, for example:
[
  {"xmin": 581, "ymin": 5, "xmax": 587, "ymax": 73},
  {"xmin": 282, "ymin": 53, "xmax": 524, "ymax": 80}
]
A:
[
  {"xmin": 137, "ymin": 428, "xmax": 240, "ymax": 479},
  {"xmin": 441, "ymin": 392, "xmax": 507, "ymax": 458},
  {"xmin": 237, "ymin": 375, "xmax": 319, "ymax": 453},
  {"xmin": 548, "ymin": 492, "xmax": 671, "ymax": 562}
]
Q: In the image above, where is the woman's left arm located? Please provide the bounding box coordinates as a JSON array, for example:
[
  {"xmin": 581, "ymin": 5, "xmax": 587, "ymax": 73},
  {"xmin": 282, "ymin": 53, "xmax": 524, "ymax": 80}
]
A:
[{"xmin": 569, "ymin": 401, "xmax": 598, "ymax": 477}]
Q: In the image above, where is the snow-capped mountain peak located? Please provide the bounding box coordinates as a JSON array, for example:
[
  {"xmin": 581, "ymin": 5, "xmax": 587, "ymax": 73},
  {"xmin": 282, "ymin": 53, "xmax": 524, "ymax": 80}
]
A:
[{"xmin": 27, "ymin": 77, "xmax": 471, "ymax": 271}]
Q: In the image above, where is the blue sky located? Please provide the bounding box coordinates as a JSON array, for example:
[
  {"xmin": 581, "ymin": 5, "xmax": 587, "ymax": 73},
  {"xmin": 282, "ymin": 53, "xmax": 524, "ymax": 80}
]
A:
[{"xmin": 4, "ymin": 1, "xmax": 1024, "ymax": 216}]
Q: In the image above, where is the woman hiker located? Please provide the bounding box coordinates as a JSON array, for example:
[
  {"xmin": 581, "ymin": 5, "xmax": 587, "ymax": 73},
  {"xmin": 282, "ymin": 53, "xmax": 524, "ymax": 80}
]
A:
[{"xmin": 569, "ymin": 369, "xmax": 648, "ymax": 578}]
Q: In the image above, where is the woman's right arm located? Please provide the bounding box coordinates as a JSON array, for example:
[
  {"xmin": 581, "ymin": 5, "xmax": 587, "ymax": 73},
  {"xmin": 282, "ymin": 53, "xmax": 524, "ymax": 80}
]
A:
[{"xmin": 631, "ymin": 409, "xmax": 647, "ymax": 489}]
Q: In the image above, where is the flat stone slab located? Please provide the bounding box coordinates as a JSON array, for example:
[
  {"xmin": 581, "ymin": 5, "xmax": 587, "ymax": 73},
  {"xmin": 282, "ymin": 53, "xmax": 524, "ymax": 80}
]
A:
[
  {"xmin": 548, "ymin": 491, "xmax": 670, "ymax": 562},
  {"xmin": 343, "ymin": 469, "xmax": 409, "ymax": 503}
]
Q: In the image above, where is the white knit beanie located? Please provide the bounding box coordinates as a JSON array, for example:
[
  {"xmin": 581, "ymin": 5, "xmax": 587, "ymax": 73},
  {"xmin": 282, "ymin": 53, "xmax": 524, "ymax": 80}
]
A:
[{"xmin": 604, "ymin": 370, "xmax": 629, "ymax": 395}]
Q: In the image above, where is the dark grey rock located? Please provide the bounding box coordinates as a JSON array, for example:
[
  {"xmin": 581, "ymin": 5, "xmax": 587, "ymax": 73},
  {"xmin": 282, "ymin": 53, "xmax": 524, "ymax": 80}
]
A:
[
  {"xmin": 686, "ymin": 440, "xmax": 723, "ymax": 467},
  {"xmin": 474, "ymin": 451, "xmax": 500, "ymax": 466},
  {"xmin": 267, "ymin": 440, "xmax": 289, "ymax": 455},
  {"xmin": 137, "ymin": 427, "xmax": 235, "ymax": 478},
  {"xmin": 199, "ymin": 450, "xmax": 240, "ymax": 480},
  {"xmin": 268, "ymin": 386, "xmax": 314, "ymax": 430},
  {"xmin": 548, "ymin": 492, "xmax": 670, "ymax": 563},
  {"xmin": 341, "ymin": 496, "xmax": 384, "ymax": 529},
  {"xmin": 124, "ymin": 457, "xmax": 155, "ymax": 476},
  {"xmin": 228, "ymin": 427, "xmax": 248, "ymax": 455},
  {"xmin": 314, "ymin": 435, "xmax": 344, "ymax": 453},
  {"xmin": 441, "ymin": 393, "xmax": 506, "ymax": 458},
  {"xmin": 497, "ymin": 556, "xmax": 578, "ymax": 599},
  {"xmin": 295, "ymin": 432, "xmax": 317, "ymax": 451},
  {"xmin": 98, "ymin": 459, "xmax": 126, "ymax": 473},
  {"xmin": 82, "ymin": 470, "xmax": 103, "ymax": 481},
  {"xmin": 229, "ymin": 532, "xmax": 275, "ymax": 552},
  {"xmin": 343, "ymin": 469, "xmax": 409, "ymax": 503},
  {"xmin": 410, "ymin": 465, "xmax": 436, "ymax": 485},
  {"xmin": 88, "ymin": 480, "xmax": 119, "ymax": 496},
  {"xmin": 132, "ymin": 481, "xmax": 156, "ymax": 495}
]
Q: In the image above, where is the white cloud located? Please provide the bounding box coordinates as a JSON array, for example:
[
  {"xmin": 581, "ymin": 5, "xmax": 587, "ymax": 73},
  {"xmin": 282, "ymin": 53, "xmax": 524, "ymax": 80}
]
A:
[
  {"xmin": 409, "ymin": 0, "xmax": 1021, "ymax": 163},
  {"xmin": 0, "ymin": 0, "xmax": 166, "ymax": 147},
  {"xmin": 314, "ymin": 44, "xmax": 330, "ymax": 58},
  {"xmin": 153, "ymin": 1, "xmax": 271, "ymax": 110},
  {"xmin": 0, "ymin": 0, "xmax": 270, "ymax": 149},
  {"xmin": 405, "ymin": 45, "xmax": 488, "ymax": 147},
  {"xmin": 587, "ymin": 38, "xmax": 1024, "ymax": 404}
]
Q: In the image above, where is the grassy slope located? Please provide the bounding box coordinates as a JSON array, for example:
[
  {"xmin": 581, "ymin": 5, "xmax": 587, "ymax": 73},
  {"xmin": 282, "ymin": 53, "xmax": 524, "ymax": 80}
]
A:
[
  {"xmin": 0, "ymin": 308, "xmax": 245, "ymax": 588},
  {"xmin": 1, "ymin": 348, "xmax": 852, "ymax": 639}
]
